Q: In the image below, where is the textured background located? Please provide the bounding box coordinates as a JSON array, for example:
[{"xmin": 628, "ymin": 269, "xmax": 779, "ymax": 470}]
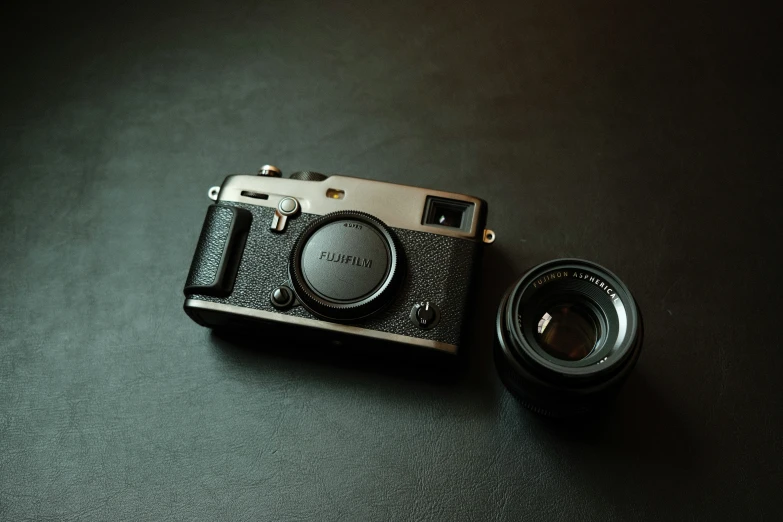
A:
[{"xmin": 1, "ymin": 1, "xmax": 780, "ymax": 520}]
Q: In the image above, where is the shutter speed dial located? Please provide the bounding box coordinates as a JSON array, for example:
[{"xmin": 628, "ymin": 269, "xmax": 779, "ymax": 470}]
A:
[
  {"xmin": 289, "ymin": 171, "xmax": 328, "ymax": 181},
  {"xmin": 410, "ymin": 301, "xmax": 441, "ymax": 329}
]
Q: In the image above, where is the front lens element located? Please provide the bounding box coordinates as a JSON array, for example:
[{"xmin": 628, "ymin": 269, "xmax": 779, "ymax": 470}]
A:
[{"xmin": 536, "ymin": 303, "xmax": 599, "ymax": 362}]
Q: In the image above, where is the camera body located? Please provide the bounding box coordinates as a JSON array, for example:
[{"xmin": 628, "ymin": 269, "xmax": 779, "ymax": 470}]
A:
[{"xmin": 183, "ymin": 167, "xmax": 494, "ymax": 355}]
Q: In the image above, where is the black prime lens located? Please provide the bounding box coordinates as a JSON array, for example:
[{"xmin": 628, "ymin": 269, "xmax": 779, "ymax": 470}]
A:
[{"xmin": 494, "ymin": 259, "xmax": 643, "ymax": 417}]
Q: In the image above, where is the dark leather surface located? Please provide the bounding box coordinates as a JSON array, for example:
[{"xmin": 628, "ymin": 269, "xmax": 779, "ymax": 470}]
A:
[
  {"xmin": 188, "ymin": 202, "xmax": 482, "ymax": 346},
  {"xmin": 1, "ymin": 1, "xmax": 779, "ymax": 520}
]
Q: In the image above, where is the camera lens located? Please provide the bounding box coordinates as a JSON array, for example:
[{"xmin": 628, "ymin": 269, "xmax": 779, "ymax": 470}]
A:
[
  {"xmin": 536, "ymin": 303, "xmax": 599, "ymax": 362},
  {"xmin": 494, "ymin": 259, "xmax": 643, "ymax": 417}
]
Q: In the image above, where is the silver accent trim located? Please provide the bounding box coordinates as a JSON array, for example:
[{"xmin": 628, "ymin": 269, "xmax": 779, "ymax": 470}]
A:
[
  {"xmin": 208, "ymin": 186, "xmax": 220, "ymax": 201},
  {"xmin": 214, "ymin": 174, "xmax": 488, "ymax": 240},
  {"xmin": 270, "ymin": 197, "xmax": 300, "ymax": 232},
  {"xmin": 258, "ymin": 165, "xmax": 282, "ymax": 177},
  {"xmin": 483, "ymin": 229, "xmax": 496, "ymax": 244},
  {"xmin": 277, "ymin": 197, "xmax": 300, "ymax": 216},
  {"xmin": 185, "ymin": 299, "xmax": 458, "ymax": 354}
]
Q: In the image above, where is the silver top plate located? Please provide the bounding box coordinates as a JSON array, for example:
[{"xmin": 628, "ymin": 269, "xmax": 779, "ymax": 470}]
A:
[{"xmin": 214, "ymin": 174, "xmax": 488, "ymax": 240}]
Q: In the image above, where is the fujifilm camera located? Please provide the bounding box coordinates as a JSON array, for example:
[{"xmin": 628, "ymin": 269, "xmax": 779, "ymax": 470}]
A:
[{"xmin": 183, "ymin": 166, "xmax": 495, "ymax": 355}]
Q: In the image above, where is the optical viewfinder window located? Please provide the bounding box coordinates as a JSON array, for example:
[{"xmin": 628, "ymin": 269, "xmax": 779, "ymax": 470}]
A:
[{"xmin": 422, "ymin": 197, "xmax": 474, "ymax": 232}]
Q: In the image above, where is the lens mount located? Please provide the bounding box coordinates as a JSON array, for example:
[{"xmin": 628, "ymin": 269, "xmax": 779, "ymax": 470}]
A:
[
  {"xmin": 289, "ymin": 211, "xmax": 405, "ymax": 322},
  {"xmin": 494, "ymin": 259, "xmax": 643, "ymax": 417}
]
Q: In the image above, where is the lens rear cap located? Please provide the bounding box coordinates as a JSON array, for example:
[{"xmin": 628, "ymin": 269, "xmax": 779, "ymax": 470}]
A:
[{"xmin": 290, "ymin": 211, "xmax": 403, "ymax": 321}]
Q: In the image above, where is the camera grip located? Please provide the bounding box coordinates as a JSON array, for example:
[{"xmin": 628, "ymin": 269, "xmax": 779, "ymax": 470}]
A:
[{"xmin": 184, "ymin": 204, "xmax": 252, "ymax": 297}]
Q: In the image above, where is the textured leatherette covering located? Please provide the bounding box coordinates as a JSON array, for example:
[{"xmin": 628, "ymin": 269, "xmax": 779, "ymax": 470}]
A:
[
  {"xmin": 185, "ymin": 202, "xmax": 482, "ymax": 347},
  {"xmin": 184, "ymin": 204, "xmax": 251, "ymax": 296}
]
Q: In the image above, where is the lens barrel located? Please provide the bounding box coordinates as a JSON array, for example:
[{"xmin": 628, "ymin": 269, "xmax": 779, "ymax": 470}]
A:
[{"xmin": 494, "ymin": 259, "xmax": 643, "ymax": 417}]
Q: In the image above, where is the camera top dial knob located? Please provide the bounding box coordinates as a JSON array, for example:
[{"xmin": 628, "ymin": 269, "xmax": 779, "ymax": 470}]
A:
[
  {"xmin": 289, "ymin": 211, "xmax": 404, "ymax": 322},
  {"xmin": 289, "ymin": 171, "xmax": 328, "ymax": 181},
  {"xmin": 258, "ymin": 165, "xmax": 282, "ymax": 177}
]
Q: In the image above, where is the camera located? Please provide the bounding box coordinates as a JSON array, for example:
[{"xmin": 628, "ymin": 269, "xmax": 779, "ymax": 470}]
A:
[{"xmin": 183, "ymin": 166, "xmax": 495, "ymax": 356}]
